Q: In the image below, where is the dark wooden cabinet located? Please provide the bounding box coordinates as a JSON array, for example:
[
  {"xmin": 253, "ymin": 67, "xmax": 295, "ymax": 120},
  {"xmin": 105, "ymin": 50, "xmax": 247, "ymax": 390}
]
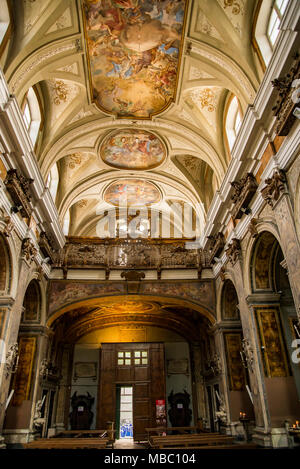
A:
[{"xmin": 97, "ymin": 343, "xmax": 165, "ymax": 441}]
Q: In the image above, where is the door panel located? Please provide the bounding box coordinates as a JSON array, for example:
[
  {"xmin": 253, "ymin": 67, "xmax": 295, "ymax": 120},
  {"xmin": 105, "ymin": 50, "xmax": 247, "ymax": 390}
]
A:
[{"xmin": 98, "ymin": 342, "xmax": 165, "ymax": 440}]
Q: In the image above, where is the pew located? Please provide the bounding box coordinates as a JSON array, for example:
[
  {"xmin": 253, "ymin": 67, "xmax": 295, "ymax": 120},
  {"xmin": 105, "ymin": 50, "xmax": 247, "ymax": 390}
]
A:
[
  {"xmin": 22, "ymin": 437, "xmax": 110, "ymax": 449},
  {"xmin": 149, "ymin": 433, "xmax": 235, "ymax": 449}
]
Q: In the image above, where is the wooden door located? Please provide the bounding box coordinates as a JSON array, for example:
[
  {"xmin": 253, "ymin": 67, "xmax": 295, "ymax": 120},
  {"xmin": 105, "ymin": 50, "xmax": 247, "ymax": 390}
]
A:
[{"xmin": 97, "ymin": 342, "xmax": 165, "ymax": 440}]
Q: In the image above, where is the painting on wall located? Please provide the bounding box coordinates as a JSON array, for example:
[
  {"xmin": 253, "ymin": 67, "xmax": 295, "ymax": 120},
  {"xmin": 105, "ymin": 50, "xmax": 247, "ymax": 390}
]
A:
[
  {"xmin": 255, "ymin": 307, "xmax": 290, "ymax": 377},
  {"xmin": 12, "ymin": 337, "xmax": 36, "ymax": 406},
  {"xmin": 0, "ymin": 308, "xmax": 6, "ymax": 338},
  {"xmin": 100, "ymin": 129, "xmax": 166, "ymax": 169},
  {"xmin": 48, "ymin": 281, "xmax": 126, "ymax": 315},
  {"xmin": 83, "ymin": 0, "xmax": 187, "ymax": 117},
  {"xmin": 104, "ymin": 179, "xmax": 161, "ymax": 206},
  {"xmin": 23, "ymin": 281, "xmax": 40, "ymax": 323},
  {"xmin": 224, "ymin": 333, "xmax": 246, "ymax": 391},
  {"xmin": 253, "ymin": 232, "xmax": 276, "ymax": 290},
  {"xmin": 222, "ymin": 280, "xmax": 240, "ymax": 320},
  {"xmin": 74, "ymin": 362, "xmax": 98, "ymax": 381}
]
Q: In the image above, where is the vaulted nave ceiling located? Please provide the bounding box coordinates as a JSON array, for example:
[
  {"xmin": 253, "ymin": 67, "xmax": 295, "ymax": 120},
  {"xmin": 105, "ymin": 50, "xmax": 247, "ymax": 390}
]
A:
[{"xmin": 4, "ymin": 0, "xmax": 262, "ymax": 237}]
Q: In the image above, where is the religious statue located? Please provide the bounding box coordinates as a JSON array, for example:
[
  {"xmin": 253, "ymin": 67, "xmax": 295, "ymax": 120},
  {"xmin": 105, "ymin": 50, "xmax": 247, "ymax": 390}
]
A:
[{"xmin": 33, "ymin": 398, "xmax": 46, "ymax": 431}]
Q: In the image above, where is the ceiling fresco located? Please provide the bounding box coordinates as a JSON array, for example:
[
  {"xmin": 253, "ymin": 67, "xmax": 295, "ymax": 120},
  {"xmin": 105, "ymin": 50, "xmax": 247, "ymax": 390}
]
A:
[
  {"xmin": 83, "ymin": 0, "xmax": 188, "ymax": 117},
  {"xmin": 104, "ymin": 179, "xmax": 161, "ymax": 206},
  {"xmin": 100, "ymin": 129, "xmax": 166, "ymax": 169}
]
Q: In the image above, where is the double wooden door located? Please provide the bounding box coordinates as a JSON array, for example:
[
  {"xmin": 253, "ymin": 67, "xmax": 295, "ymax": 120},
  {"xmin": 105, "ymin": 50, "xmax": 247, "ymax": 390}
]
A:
[{"xmin": 97, "ymin": 343, "xmax": 165, "ymax": 441}]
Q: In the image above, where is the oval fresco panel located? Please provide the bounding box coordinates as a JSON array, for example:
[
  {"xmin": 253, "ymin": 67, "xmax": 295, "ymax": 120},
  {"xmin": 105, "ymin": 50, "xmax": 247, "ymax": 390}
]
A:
[
  {"xmin": 104, "ymin": 180, "xmax": 161, "ymax": 207},
  {"xmin": 83, "ymin": 0, "xmax": 188, "ymax": 118},
  {"xmin": 100, "ymin": 129, "xmax": 165, "ymax": 170}
]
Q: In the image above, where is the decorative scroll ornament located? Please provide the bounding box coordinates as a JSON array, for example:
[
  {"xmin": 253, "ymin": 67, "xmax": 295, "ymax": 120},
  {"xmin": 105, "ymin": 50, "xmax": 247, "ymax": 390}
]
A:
[
  {"xmin": 219, "ymin": 266, "xmax": 226, "ymax": 282},
  {"xmin": 240, "ymin": 338, "xmax": 254, "ymax": 373},
  {"xmin": 5, "ymin": 343, "xmax": 19, "ymax": 378},
  {"xmin": 248, "ymin": 218, "xmax": 258, "ymax": 238},
  {"xmin": 226, "ymin": 238, "xmax": 241, "ymax": 266},
  {"xmin": 261, "ymin": 169, "xmax": 286, "ymax": 207},
  {"xmin": 22, "ymin": 238, "xmax": 37, "ymax": 263},
  {"xmin": 3, "ymin": 216, "xmax": 15, "ymax": 237},
  {"xmin": 121, "ymin": 271, "xmax": 145, "ymax": 282}
]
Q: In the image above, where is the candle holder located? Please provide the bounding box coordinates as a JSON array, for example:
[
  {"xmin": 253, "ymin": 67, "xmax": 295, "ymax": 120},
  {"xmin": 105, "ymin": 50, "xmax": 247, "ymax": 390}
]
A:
[{"xmin": 239, "ymin": 413, "xmax": 250, "ymax": 442}]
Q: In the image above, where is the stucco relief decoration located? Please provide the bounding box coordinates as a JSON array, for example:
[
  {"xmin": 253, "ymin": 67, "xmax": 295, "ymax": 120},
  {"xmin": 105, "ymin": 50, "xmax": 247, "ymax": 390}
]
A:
[
  {"xmin": 191, "ymin": 88, "xmax": 216, "ymax": 112},
  {"xmin": 100, "ymin": 129, "xmax": 166, "ymax": 169},
  {"xmin": 217, "ymin": 0, "xmax": 244, "ymax": 36},
  {"xmin": 67, "ymin": 153, "xmax": 84, "ymax": 169},
  {"xmin": 22, "ymin": 238, "xmax": 37, "ymax": 263},
  {"xmin": 50, "ymin": 80, "xmax": 70, "ymax": 105},
  {"xmin": 83, "ymin": 0, "xmax": 187, "ymax": 117},
  {"xmin": 104, "ymin": 179, "xmax": 161, "ymax": 206}
]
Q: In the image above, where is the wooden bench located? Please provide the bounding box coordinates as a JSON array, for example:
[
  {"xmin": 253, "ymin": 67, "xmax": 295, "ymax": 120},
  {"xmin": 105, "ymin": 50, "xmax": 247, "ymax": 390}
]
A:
[
  {"xmin": 145, "ymin": 426, "xmax": 199, "ymax": 438},
  {"xmin": 149, "ymin": 434, "xmax": 235, "ymax": 449},
  {"xmin": 54, "ymin": 429, "xmax": 111, "ymax": 438},
  {"xmin": 23, "ymin": 437, "xmax": 110, "ymax": 449}
]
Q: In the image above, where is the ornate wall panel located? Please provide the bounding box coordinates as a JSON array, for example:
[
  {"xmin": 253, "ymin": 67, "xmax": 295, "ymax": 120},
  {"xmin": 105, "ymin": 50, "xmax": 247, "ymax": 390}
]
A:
[
  {"xmin": 224, "ymin": 332, "xmax": 246, "ymax": 391},
  {"xmin": 12, "ymin": 337, "xmax": 36, "ymax": 406},
  {"xmin": 254, "ymin": 307, "xmax": 290, "ymax": 378}
]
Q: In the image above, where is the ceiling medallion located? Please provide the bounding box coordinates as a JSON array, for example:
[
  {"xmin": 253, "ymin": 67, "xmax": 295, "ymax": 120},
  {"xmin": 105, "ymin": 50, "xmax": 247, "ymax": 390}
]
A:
[
  {"xmin": 100, "ymin": 129, "xmax": 166, "ymax": 170},
  {"xmin": 104, "ymin": 179, "xmax": 161, "ymax": 207},
  {"xmin": 83, "ymin": 0, "xmax": 188, "ymax": 118}
]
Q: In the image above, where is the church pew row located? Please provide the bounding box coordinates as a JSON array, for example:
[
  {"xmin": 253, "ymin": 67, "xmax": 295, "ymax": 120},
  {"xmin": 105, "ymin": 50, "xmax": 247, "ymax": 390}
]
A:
[
  {"xmin": 22, "ymin": 437, "xmax": 110, "ymax": 449},
  {"xmin": 149, "ymin": 434, "xmax": 235, "ymax": 449}
]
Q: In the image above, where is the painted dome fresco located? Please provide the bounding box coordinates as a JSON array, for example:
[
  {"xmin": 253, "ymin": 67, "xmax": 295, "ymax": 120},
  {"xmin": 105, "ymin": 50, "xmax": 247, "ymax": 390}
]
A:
[
  {"xmin": 100, "ymin": 129, "xmax": 166, "ymax": 170},
  {"xmin": 104, "ymin": 179, "xmax": 161, "ymax": 207},
  {"xmin": 83, "ymin": 0, "xmax": 187, "ymax": 118}
]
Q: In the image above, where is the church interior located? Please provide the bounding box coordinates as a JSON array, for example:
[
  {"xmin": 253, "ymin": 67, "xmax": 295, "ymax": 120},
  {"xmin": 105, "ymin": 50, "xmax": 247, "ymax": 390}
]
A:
[{"xmin": 0, "ymin": 0, "xmax": 299, "ymax": 450}]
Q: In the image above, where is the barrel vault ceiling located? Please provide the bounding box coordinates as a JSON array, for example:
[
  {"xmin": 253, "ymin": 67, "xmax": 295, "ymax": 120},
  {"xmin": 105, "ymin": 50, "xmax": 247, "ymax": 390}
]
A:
[{"xmin": 4, "ymin": 0, "xmax": 262, "ymax": 236}]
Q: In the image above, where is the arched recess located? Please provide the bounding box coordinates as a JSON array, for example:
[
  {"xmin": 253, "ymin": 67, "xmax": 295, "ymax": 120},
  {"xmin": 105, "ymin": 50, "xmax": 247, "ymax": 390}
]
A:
[
  {"xmin": 4, "ymin": 278, "xmax": 42, "ymax": 432},
  {"xmin": 249, "ymin": 230, "xmax": 300, "ymax": 426},
  {"xmin": 220, "ymin": 279, "xmax": 254, "ymax": 423},
  {"xmin": 0, "ymin": 233, "xmax": 11, "ymax": 295}
]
